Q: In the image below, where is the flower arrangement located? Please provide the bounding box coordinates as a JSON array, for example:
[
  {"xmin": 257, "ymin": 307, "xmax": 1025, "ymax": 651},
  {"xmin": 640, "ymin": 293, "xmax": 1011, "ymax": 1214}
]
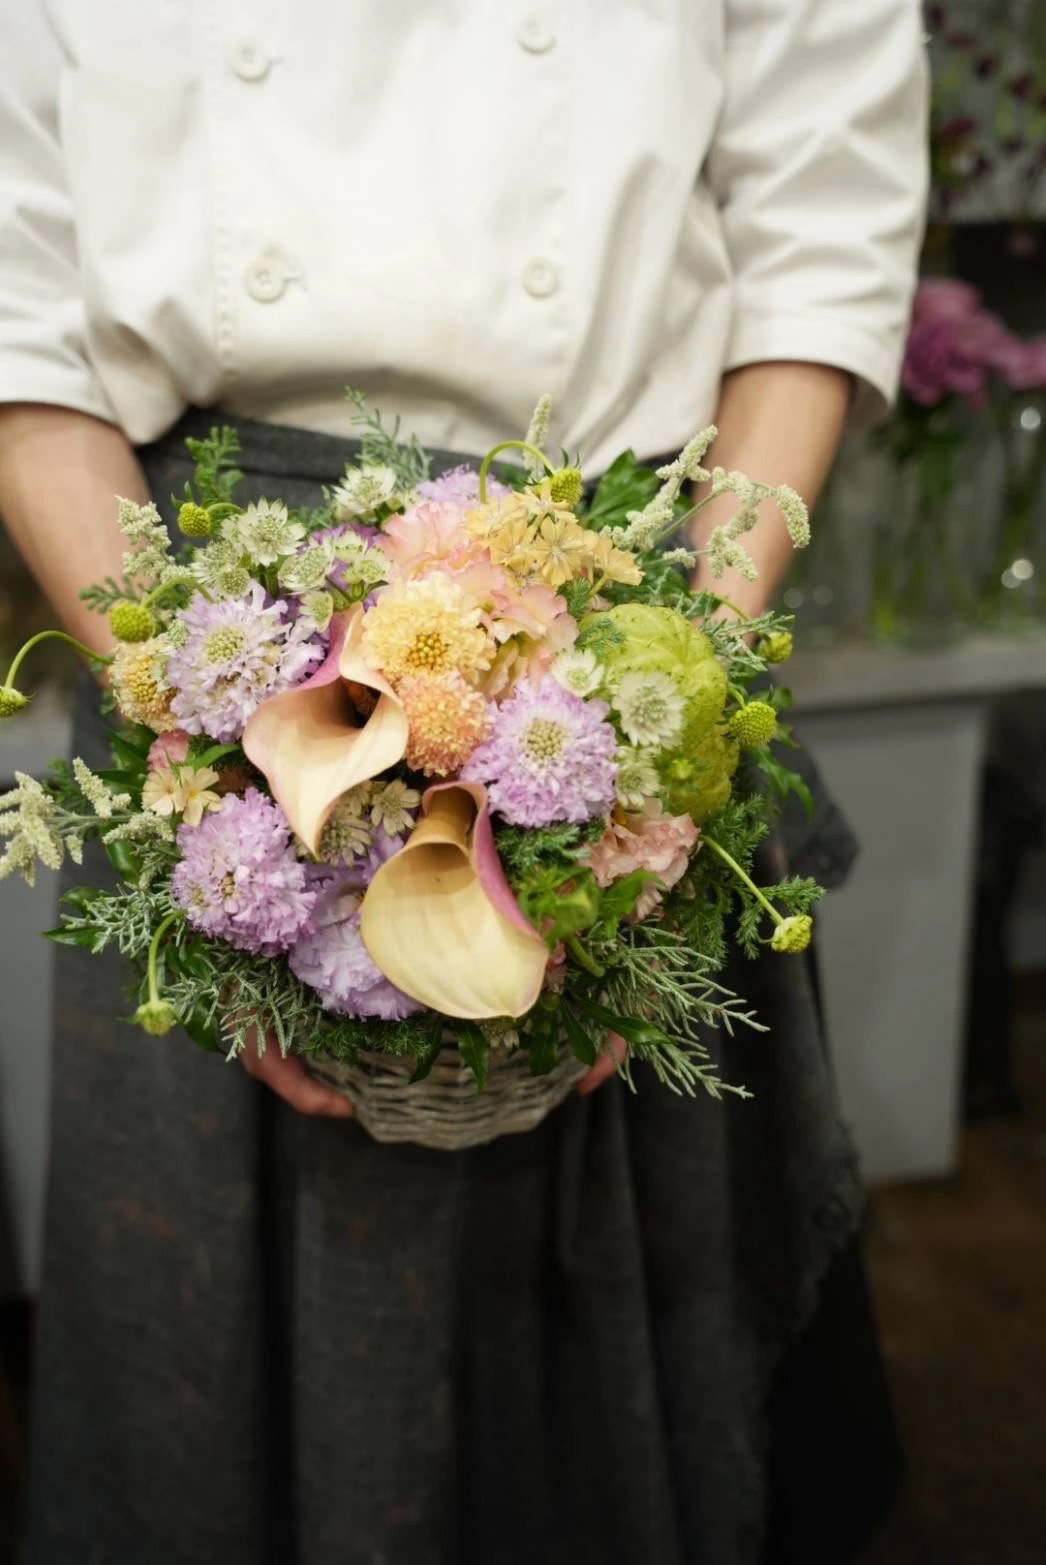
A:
[{"xmin": 0, "ymin": 395, "xmax": 820, "ymax": 1115}]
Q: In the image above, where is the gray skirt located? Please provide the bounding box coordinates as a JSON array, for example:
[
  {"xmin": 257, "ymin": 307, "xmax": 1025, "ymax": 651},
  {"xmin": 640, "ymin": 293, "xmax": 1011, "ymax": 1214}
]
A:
[{"xmin": 26, "ymin": 412, "xmax": 887, "ymax": 1565}]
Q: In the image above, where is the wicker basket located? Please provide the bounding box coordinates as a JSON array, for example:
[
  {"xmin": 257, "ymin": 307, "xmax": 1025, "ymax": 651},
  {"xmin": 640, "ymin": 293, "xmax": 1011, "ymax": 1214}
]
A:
[{"xmin": 305, "ymin": 1043, "xmax": 588, "ymax": 1151}]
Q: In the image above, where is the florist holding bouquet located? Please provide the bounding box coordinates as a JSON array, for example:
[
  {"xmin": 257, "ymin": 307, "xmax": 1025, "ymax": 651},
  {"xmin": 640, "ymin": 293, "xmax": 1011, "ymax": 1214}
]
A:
[{"xmin": 0, "ymin": 4, "xmax": 927, "ymax": 1564}]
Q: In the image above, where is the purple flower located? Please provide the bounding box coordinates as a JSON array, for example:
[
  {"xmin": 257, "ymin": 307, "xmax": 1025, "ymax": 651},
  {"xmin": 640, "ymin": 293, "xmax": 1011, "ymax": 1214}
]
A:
[
  {"xmin": 902, "ymin": 278, "xmax": 1019, "ymax": 408},
  {"xmin": 289, "ymin": 874, "xmax": 423, "ymax": 1020},
  {"xmin": 415, "ymin": 464, "xmax": 512, "ymax": 506},
  {"xmin": 461, "ymin": 676, "xmax": 617, "ymax": 827},
  {"xmin": 167, "ymin": 584, "xmax": 323, "ymax": 742},
  {"xmin": 172, "ymin": 789, "xmax": 318, "ymax": 956}
]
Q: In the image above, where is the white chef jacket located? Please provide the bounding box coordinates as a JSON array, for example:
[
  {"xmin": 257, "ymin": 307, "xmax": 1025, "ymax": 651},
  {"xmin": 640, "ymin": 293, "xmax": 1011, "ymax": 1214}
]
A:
[{"xmin": 1, "ymin": 2, "xmax": 928, "ymax": 472}]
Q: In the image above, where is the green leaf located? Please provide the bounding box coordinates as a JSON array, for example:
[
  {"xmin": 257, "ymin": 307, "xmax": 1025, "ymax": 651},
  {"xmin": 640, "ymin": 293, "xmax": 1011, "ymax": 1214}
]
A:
[
  {"xmin": 560, "ymin": 1003, "xmax": 597, "ymax": 1066},
  {"xmin": 755, "ymin": 748, "xmax": 814, "ymax": 819},
  {"xmin": 590, "ymin": 869, "xmax": 657, "ymax": 940},
  {"xmin": 572, "ymin": 994, "xmax": 666, "ymax": 1049},
  {"xmin": 109, "ymin": 731, "xmax": 151, "ymax": 769},
  {"xmin": 409, "ymin": 1022, "xmax": 445, "ymax": 1084},
  {"xmin": 528, "ymin": 1027, "xmax": 560, "ymax": 1076},
  {"xmin": 455, "ymin": 1021, "xmax": 490, "ymax": 1092},
  {"xmin": 42, "ymin": 924, "xmax": 107, "ymax": 952},
  {"xmin": 180, "ymin": 1008, "xmax": 221, "ymax": 1053},
  {"xmin": 584, "ymin": 449, "xmax": 660, "ymax": 528},
  {"xmin": 104, "ymin": 838, "xmax": 142, "ymax": 878}
]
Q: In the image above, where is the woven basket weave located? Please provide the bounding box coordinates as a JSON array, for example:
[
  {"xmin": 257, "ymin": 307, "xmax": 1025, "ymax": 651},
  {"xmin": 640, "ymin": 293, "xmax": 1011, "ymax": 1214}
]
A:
[{"xmin": 305, "ymin": 1043, "xmax": 587, "ymax": 1151}]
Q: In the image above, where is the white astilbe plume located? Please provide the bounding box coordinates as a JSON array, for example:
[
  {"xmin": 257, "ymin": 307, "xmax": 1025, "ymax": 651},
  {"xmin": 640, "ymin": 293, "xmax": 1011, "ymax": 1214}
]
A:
[
  {"xmin": 618, "ymin": 426, "xmax": 717, "ymax": 551},
  {"xmin": 72, "ymin": 758, "xmax": 130, "ymax": 818},
  {"xmin": 705, "ymin": 527, "xmax": 758, "ymax": 581},
  {"xmin": 115, "ymin": 496, "xmax": 177, "ymax": 588},
  {"xmin": 522, "ymin": 394, "xmax": 553, "ymax": 479}
]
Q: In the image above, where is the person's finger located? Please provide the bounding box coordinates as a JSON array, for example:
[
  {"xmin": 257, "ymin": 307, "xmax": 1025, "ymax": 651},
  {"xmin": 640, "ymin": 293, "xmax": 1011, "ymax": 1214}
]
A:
[
  {"xmin": 241, "ymin": 1036, "xmax": 353, "ymax": 1117},
  {"xmin": 577, "ymin": 1030, "xmax": 627, "ymax": 1096}
]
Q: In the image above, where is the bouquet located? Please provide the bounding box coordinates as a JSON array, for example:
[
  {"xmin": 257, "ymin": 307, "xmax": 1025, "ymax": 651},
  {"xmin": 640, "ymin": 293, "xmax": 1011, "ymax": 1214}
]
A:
[{"xmin": 0, "ymin": 394, "xmax": 821, "ymax": 1144}]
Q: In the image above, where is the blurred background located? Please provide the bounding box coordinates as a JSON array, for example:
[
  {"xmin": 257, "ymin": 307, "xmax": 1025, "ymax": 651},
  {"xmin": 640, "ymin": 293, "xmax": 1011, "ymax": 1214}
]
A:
[{"xmin": 2, "ymin": 3, "xmax": 1045, "ymax": 1561}]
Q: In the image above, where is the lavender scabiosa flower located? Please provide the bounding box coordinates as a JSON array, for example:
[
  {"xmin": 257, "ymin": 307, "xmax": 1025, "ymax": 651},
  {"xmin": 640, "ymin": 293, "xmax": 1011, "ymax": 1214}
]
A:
[
  {"xmin": 289, "ymin": 874, "xmax": 422, "ymax": 1019},
  {"xmin": 167, "ymin": 583, "xmax": 323, "ymax": 741},
  {"xmin": 461, "ymin": 675, "xmax": 617, "ymax": 826},
  {"xmin": 171, "ymin": 789, "xmax": 317, "ymax": 955},
  {"xmin": 415, "ymin": 465, "xmax": 511, "ymax": 506}
]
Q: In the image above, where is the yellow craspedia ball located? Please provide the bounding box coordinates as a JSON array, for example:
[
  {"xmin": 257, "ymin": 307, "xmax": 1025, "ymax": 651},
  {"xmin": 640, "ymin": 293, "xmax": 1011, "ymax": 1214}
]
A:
[
  {"xmin": 177, "ymin": 501, "xmax": 214, "ymax": 538},
  {"xmin": 728, "ymin": 700, "xmax": 777, "ymax": 749},
  {"xmin": 771, "ymin": 915, "xmax": 813, "ymax": 954},
  {"xmin": 109, "ymin": 599, "xmax": 158, "ymax": 643},
  {"xmin": 548, "ymin": 466, "xmax": 584, "ymax": 506},
  {"xmin": 133, "ymin": 999, "xmax": 177, "ymax": 1036},
  {"xmin": 758, "ymin": 630, "xmax": 793, "ymax": 664},
  {"xmin": 0, "ymin": 685, "xmax": 29, "ymax": 718}
]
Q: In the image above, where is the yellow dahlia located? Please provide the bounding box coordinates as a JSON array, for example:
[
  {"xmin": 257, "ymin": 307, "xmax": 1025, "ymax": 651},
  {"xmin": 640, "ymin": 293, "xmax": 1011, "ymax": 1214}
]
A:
[
  {"xmin": 110, "ymin": 637, "xmax": 178, "ymax": 731},
  {"xmin": 361, "ymin": 575, "xmax": 494, "ymax": 686},
  {"xmin": 399, "ymin": 671, "xmax": 490, "ymax": 776}
]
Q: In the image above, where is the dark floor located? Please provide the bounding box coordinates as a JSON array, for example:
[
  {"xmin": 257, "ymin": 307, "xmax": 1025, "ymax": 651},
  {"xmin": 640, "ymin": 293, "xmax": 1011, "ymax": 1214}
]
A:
[
  {"xmin": 857, "ymin": 982, "xmax": 1046, "ymax": 1565},
  {"xmin": 3, "ymin": 991, "xmax": 1045, "ymax": 1565}
]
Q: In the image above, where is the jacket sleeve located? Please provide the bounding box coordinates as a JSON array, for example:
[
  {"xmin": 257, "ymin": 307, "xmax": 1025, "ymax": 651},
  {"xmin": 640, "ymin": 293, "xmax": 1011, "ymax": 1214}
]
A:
[
  {"xmin": 707, "ymin": 0, "xmax": 930, "ymax": 425},
  {"xmin": 0, "ymin": 2, "xmax": 115, "ymax": 417}
]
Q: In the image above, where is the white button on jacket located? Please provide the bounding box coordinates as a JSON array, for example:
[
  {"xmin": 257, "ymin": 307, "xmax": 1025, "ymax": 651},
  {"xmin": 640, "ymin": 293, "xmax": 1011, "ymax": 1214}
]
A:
[{"xmin": 0, "ymin": 2, "xmax": 929, "ymax": 471}]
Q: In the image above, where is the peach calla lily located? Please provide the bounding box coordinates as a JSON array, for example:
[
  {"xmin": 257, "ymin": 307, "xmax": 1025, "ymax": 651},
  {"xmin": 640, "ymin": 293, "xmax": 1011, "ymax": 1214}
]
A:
[
  {"xmin": 360, "ymin": 782, "xmax": 548, "ymax": 1019},
  {"xmin": 242, "ymin": 607, "xmax": 408, "ymax": 855}
]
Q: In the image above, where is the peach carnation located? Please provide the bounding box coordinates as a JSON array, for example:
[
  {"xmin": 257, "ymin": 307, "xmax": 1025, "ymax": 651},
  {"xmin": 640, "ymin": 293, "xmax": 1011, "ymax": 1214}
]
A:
[
  {"xmin": 589, "ymin": 801, "xmax": 699, "ymax": 919},
  {"xmin": 378, "ymin": 501, "xmax": 482, "ymax": 579}
]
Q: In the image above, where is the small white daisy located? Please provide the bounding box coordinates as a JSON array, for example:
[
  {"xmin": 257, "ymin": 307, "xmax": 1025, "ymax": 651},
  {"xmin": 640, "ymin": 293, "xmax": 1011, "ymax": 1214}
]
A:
[
  {"xmin": 332, "ymin": 464, "xmax": 400, "ymax": 520},
  {"xmin": 370, "ymin": 779, "xmax": 421, "ymax": 837},
  {"xmin": 614, "ymin": 746, "xmax": 661, "ymax": 810}
]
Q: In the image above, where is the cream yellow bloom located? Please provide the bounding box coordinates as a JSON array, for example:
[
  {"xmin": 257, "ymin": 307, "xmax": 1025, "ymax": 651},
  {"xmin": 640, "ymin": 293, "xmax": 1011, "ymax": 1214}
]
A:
[
  {"xmin": 141, "ymin": 763, "xmax": 222, "ymax": 825},
  {"xmin": 526, "ymin": 514, "xmax": 591, "ymax": 588},
  {"xmin": 179, "ymin": 766, "xmax": 222, "ymax": 826},
  {"xmin": 110, "ymin": 637, "xmax": 178, "ymax": 732},
  {"xmin": 361, "ymin": 574, "xmax": 495, "ymax": 686},
  {"xmin": 141, "ymin": 766, "xmax": 184, "ymax": 818}
]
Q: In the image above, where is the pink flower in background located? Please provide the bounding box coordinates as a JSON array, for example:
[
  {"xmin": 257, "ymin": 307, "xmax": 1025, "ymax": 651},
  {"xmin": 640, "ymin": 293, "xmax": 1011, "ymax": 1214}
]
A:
[
  {"xmin": 147, "ymin": 730, "xmax": 190, "ymax": 771},
  {"xmin": 1001, "ymin": 335, "xmax": 1046, "ymax": 392},
  {"xmin": 415, "ymin": 464, "xmax": 511, "ymax": 507},
  {"xmin": 901, "ymin": 277, "xmax": 1037, "ymax": 407},
  {"xmin": 589, "ymin": 802, "xmax": 699, "ymax": 920}
]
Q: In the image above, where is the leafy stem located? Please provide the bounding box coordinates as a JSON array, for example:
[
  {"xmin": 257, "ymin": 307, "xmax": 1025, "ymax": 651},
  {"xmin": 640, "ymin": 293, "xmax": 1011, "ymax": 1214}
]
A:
[{"xmin": 4, "ymin": 629, "xmax": 112, "ymax": 690}]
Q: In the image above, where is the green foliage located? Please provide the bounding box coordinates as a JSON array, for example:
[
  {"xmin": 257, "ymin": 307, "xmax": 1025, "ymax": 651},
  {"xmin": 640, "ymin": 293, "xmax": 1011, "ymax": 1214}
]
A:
[
  {"xmin": 345, "ymin": 388, "xmax": 431, "ymax": 490},
  {"xmin": 583, "ymin": 449, "xmax": 661, "ymax": 529},
  {"xmin": 454, "ymin": 1021, "xmax": 490, "ymax": 1091},
  {"xmin": 182, "ymin": 426, "xmax": 244, "ymax": 510},
  {"xmin": 80, "ymin": 574, "xmax": 139, "ymax": 615},
  {"xmin": 495, "ymin": 817, "xmax": 604, "ymax": 883}
]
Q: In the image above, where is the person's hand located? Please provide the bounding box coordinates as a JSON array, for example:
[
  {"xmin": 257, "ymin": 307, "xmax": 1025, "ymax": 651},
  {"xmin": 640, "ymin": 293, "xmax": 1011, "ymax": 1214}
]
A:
[
  {"xmin": 241, "ymin": 1031, "xmax": 354, "ymax": 1117},
  {"xmin": 577, "ymin": 1031, "xmax": 627, "ymax": 1096}
]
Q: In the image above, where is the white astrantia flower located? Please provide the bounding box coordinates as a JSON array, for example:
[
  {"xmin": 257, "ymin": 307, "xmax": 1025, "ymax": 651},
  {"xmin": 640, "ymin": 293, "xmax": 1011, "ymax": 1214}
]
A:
[
  {"xmin": 613, "ymin": 671, "xmax": 685, "ymax": 749},
  {"xmin": 370, "ymin": 779, "xmax": 421, "ymax": 837},
  {"xmin": 235, "ymin": 499, "xmax": 306, "ymax": 567},
  {"xmin": 550, "ymin": 647, "xmax": 603, "ymax": 699},
  {"xmin": 332, "ymin": 464, "xmax": 400, "ymax": 520},
  {"xmin": 318, "ymin": 787, "xmax": 375, "ymax": 864},
  {"xmin": 299, "ymin": 589, "xmax": 335, "ymax": 633},
  {"xmin": 277, "ymin": 538, "xmax": 336, "ymax": 594},
  {"xmin": 614, "ymin": 746, "xmax": 662, "ymax": 810}
]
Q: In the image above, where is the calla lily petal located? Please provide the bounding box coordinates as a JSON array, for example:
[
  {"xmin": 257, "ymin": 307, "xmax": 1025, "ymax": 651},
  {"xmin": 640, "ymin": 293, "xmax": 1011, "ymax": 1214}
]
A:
[
  {"xmin": 242, "ymin": 607, "xmax": 408, "ymax": 854},
  {"xmin": 360, "ymin": 782, "xmax": 548, "ymax": 1019}
]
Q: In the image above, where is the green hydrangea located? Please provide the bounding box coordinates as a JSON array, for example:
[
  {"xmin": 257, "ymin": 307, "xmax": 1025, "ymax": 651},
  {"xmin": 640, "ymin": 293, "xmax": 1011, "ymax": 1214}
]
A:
[
  {"xmin": 581, "ymin": 604, "xmax": 726, "ymax": 735},
  {"xmin": 660, "ymin": 727, "xmax": 739, "ymax": 823}
]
